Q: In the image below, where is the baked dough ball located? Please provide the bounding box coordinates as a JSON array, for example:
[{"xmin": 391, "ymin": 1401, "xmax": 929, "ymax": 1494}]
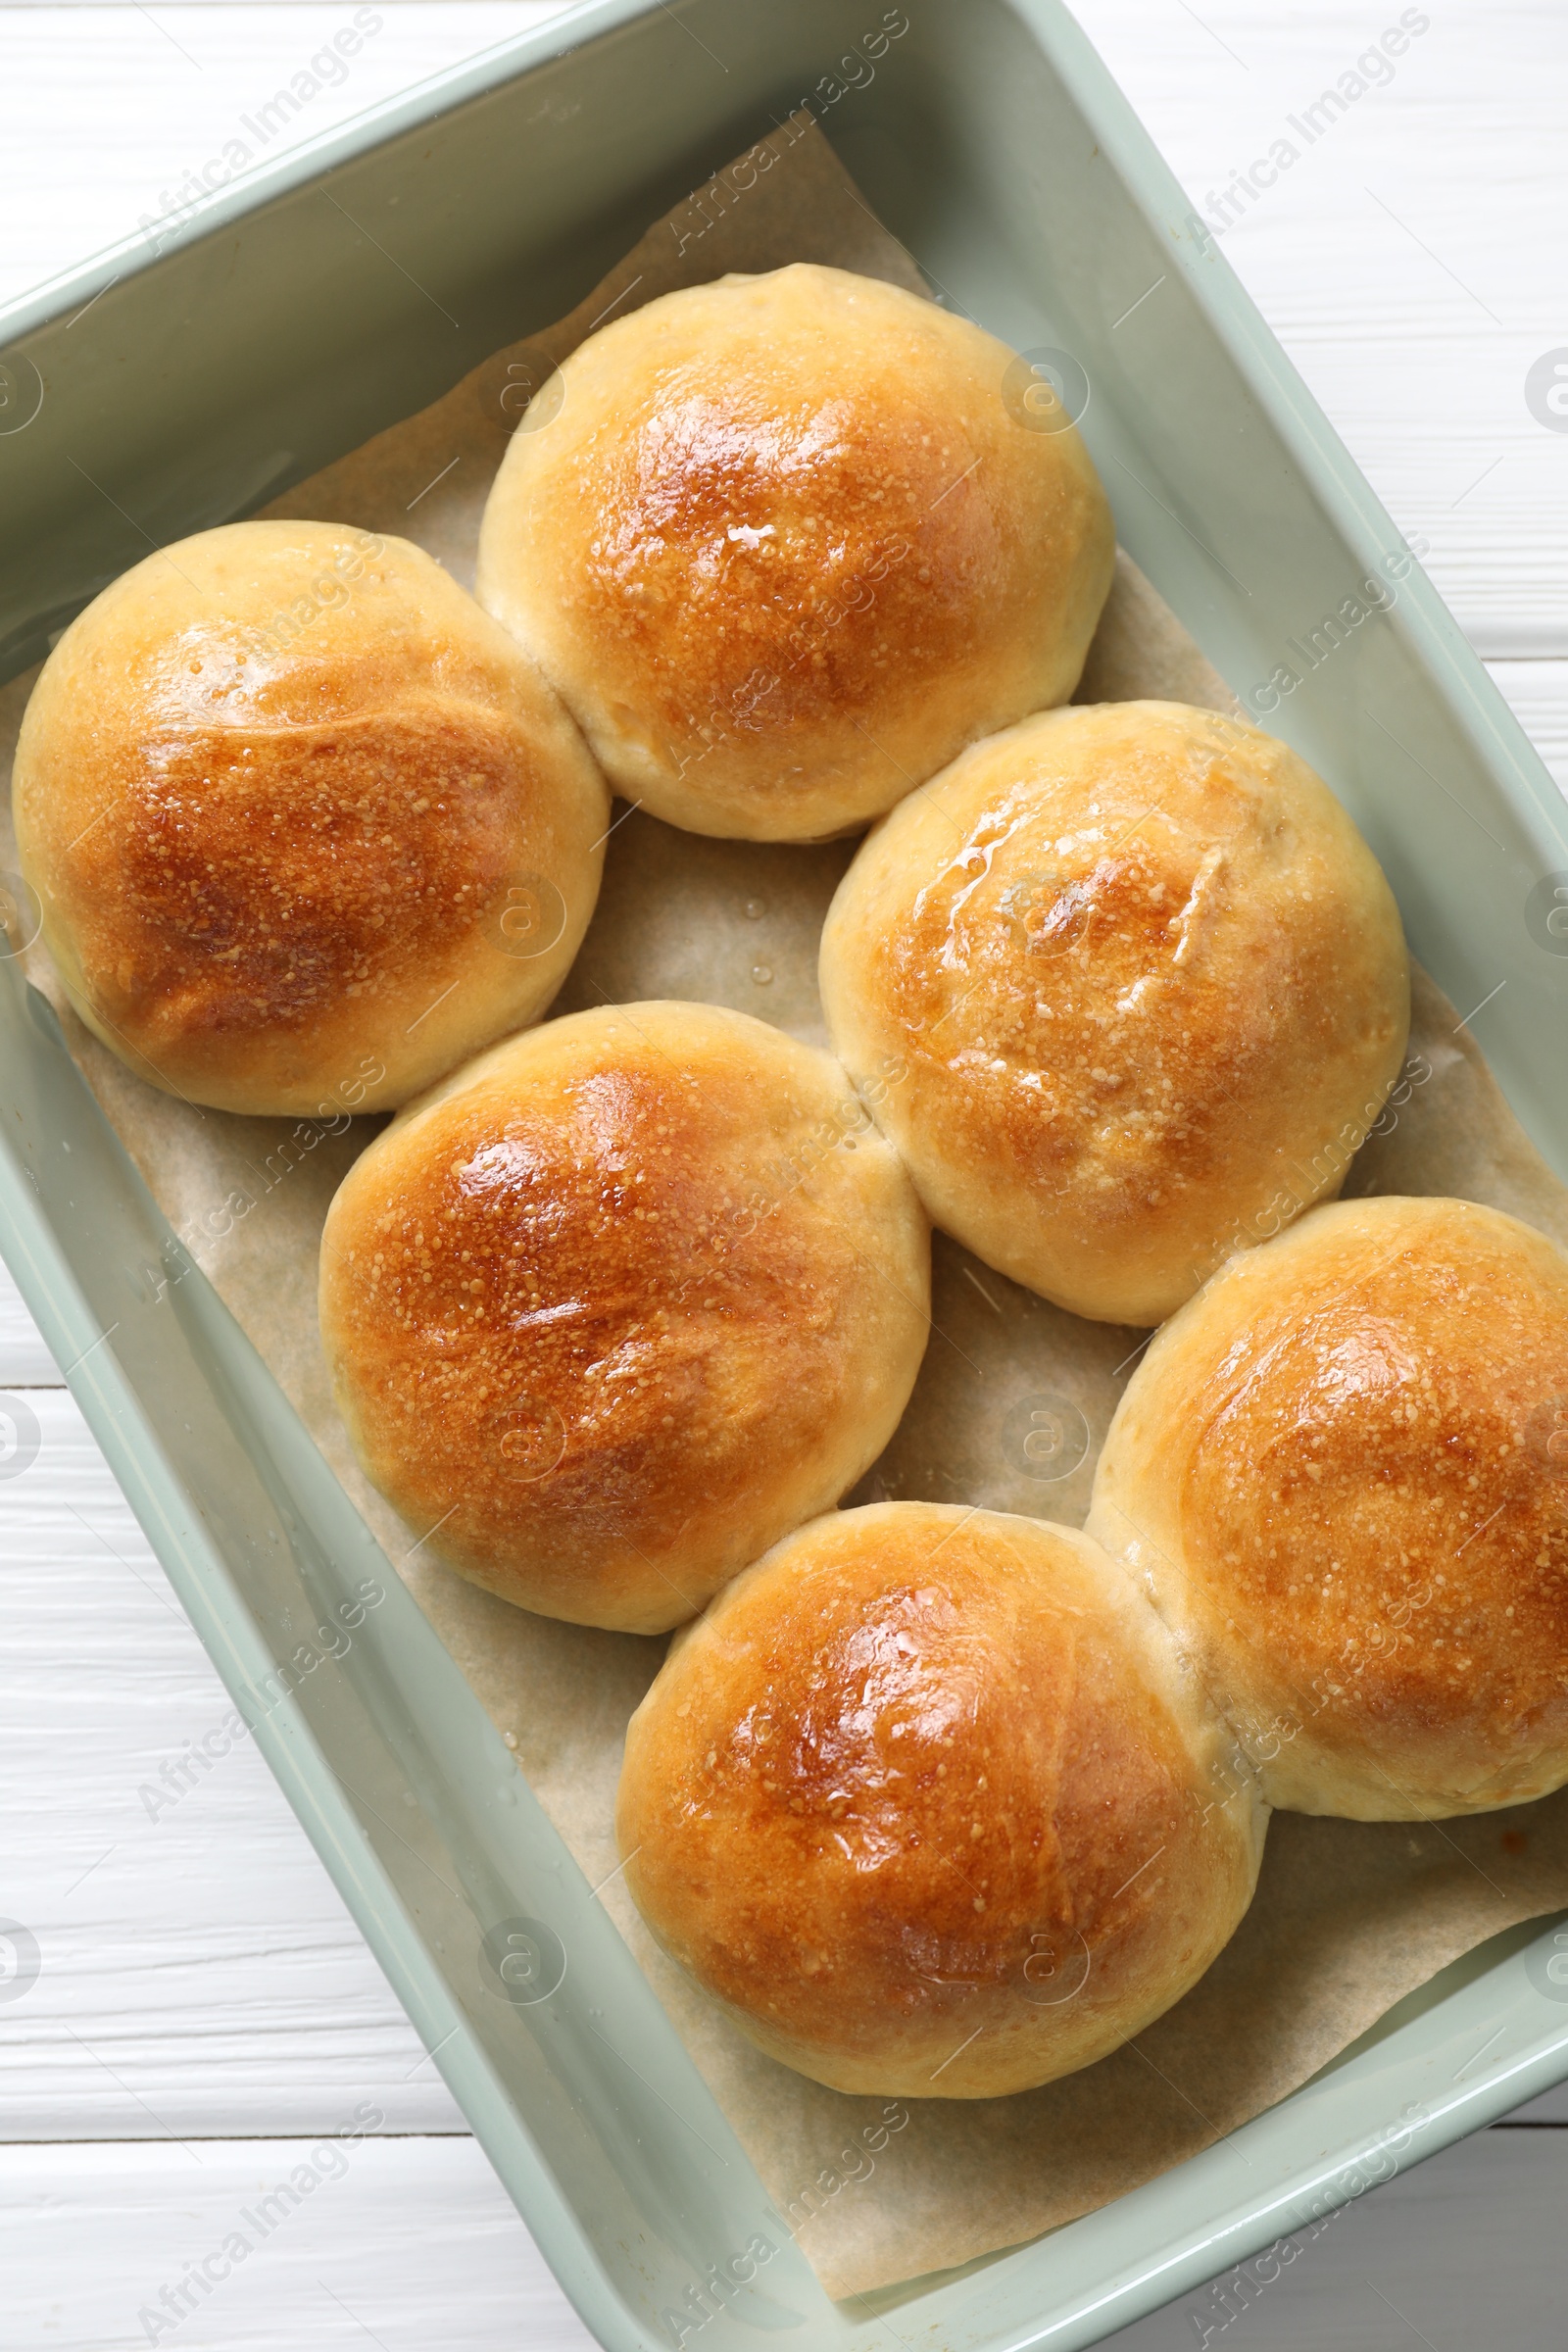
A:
[
  {"xmin": 319, "ymin": 1003, "xmax": 930, "ymax": 1633},
  {"xmin": 1091, "ymin": 1197, "xmax": 1568, "ymax": 1819},
  {"xmin": 820, "ymin": 701, "xmax": 1408, "ymax": 1325},
  {"xmin": 475, "ymin": 264, "xmax": 1113, "ymax": 842},
  {"xmin": 13, "ymin": 520, "xmax": 609, "ymax": 1116},
  {"xmin": 617, "ymin": 1502, "xmax": 1266, "ymax": 2096}
]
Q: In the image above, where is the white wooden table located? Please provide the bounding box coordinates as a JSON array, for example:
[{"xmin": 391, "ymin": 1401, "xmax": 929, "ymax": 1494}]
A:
[{"xmin": 2, "ymin": 4, "xmax": 1565, "ymax": 2343}]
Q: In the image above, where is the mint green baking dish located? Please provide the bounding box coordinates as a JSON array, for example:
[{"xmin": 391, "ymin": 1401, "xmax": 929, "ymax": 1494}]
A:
[{"xmin": 3, "ymin": 4, "xmax": 1567, "ymax": 2345}]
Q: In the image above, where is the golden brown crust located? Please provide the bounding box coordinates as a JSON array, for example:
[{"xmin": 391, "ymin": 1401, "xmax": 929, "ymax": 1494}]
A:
[
  {"xmin": 13, "ymin": 520, "xmax": 609, "ymax": 1114},
  {"xmin": 475, "ymin": 265, "xmax": 1114, "ymax": 841},
  {"xmin": 617, "ymin": 1503, "xmax": 1266, "ymax": 2095},
  {"xmin": 319, "ymin": 1004, "xmax": 931, "ymax": 1632},
  {"xmin": 819, "ymin": 701, "xmax": 1410, "ymax": 1325},
  {"xmin": 1090, "ymin": 1196, "xmax": 1568, "ymax": 1818}
]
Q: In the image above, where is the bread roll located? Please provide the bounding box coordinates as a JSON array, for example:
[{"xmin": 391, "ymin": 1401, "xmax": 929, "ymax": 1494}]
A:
[
  {"xmin": 1090, "ymin": 1196, "xmax": 1568, "ymax": 1819},
  {"xmin": 13, "ymin": 520, "xmax": 609, "ymax": 1116},
  {"xmin": 819, "ymin": 700, "xmax": 1409, "ymax": 1325},
  {"xmin": 319, "ymin": 1003, "xmax": 930, "ymax": 1633},
  {"xmin": 617, "ymin": 1502, "xmax": 1266, "ymax": 2096},
  {"xmin": 475, "ymin": 264, "xmax": 1114, "ymax": 842}
]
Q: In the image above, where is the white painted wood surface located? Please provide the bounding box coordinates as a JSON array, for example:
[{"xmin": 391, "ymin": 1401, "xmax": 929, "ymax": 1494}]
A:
[
  {"xmin": 0, "ymin": 2137, "xmax": 590, "ymax": 2352},
  {"xmin": 4, "ymin": 2, "xmax": 1568, "ymax": 2345},
  {"xmin": 1070, "ymin": 0, "xmax": 1568, "ymax": 661},
  {"xmin": 0, "ymin": 1394, "xmax": 464, "ymax": 2143},
  {"xmin": 0, "ymin": 2129, "xmax": 1563, "ymax": 2352}
]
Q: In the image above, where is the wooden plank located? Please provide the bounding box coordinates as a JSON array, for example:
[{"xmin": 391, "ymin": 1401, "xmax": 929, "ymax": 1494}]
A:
[
  {"xmin": 0, "ymin": 2134, "xmax": 593, "ymax": 2352},
  {"xmin": 0, "ymin": 1269, "xmax": 58, "ymax": 1383},
  {"xmin": 1487, "ymin": 659, "xmax": 1568, "ymax": 793},
  {"xmin": 0, "ymin": 1389, "xmax": 464, "ymax": 2137},
  {"xmin": 3, "ymin": 2126, "xmax": 1567, "ymax": 2351},
  {"xmin": 1067, "ymin": 0, "xmax": 1568, "ymax": 659}
]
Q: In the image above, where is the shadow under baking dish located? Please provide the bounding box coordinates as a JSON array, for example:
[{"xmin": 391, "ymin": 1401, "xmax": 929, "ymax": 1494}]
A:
[{"xmin": 2, "ymin": 4, "xmax": 1568, "ymax": 2348}]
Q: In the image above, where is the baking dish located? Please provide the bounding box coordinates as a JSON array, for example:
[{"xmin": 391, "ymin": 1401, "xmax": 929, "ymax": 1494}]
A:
[{"xmin": 3, "ymin": 3, "xmax": 1568, "ymax": 2345}]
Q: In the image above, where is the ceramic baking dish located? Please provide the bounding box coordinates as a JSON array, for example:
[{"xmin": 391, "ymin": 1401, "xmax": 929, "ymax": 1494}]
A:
[{"xmin": 3, "ymin": 3, "xmax": 1567, "ymax": 2345}]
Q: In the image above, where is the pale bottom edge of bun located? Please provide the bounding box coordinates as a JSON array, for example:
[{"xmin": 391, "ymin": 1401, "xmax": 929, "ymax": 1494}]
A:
[
  {"xmin": 716, "ymin": 1999, "xmax": 1175, "ymax": 2102},
  {"xmin": 416, "ymin": 1536, "xmax": 704, "ymax": 1638},
  {"xmin": 1258, "ymin": 1742, "xmax": 1568, "ymax": 1823},
  {"xmin": 918, "ymin": 1157, "xmax": 1359, "ymax": 1334}
]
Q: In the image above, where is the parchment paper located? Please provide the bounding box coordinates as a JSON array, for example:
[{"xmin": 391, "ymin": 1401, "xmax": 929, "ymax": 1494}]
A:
[{"xmin": 8, "ymin": 117, "xmax": 1568, "ymax": 2300}]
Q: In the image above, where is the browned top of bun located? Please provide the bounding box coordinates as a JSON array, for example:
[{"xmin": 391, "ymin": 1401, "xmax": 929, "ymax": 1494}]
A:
[
  {"xmin": 320, "ymin": 1004, "xmax": 929, "ymax": 1631},
  {"xmin": 68, "ymin": 707, "xmax": 528, "ymax": 1035},
  {"xmin": 1093, "ymin": 1196, "xmax": 1568, "ymax": 1813},
  {"xmin": 571, "ymin": 359, "xmax": 1021, "ymax": 748},
  {"xmin": 14, "ymin": 520, "xmax": 606, "ymax": 1113},
  {"xmin": 820, "ymin": 700, "xmax": 1409, "ymax": 1323},
  {"xmin": 477, "ymin": 265, "xmax": 1113, "ymax": 839},
  {"xmin": 618, "ymin": 1504, "xmax": 1262, "ymax": 2093}
]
